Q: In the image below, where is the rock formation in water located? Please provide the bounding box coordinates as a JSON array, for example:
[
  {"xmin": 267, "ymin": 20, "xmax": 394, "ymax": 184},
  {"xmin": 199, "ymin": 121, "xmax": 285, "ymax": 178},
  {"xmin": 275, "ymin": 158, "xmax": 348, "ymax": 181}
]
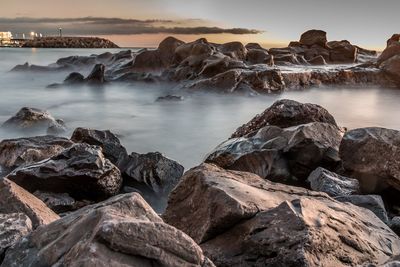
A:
[{"xmin": 20, "ymin": 37, "xmax": 119, "ymax": 48}]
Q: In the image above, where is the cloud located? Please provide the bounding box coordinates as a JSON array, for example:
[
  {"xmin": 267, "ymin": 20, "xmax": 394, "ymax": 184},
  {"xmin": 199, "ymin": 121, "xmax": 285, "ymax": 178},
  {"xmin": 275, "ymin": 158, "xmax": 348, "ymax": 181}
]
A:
[{"xmin": 0, "ymin": 17, "xmax": 263, "ymax": 35}]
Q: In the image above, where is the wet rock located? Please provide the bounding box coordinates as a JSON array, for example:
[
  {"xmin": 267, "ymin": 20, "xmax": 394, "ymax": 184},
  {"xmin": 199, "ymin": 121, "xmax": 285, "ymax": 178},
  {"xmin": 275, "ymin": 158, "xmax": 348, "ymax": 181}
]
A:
[
  {"xmin": 6, "ymin": 143, "xmax": 122, "ymax": 201},
  {"xmin": 380, "ymin": 54, "xmax": 400, "ymax": 84},
  {"xmin": 390, "ymin": 216, "xmax": 400, "ymax": 236},
  {"xmin": 245, "ymin": 43, "xmax": 265, "ymax": 50},
  {"xmin": 158, "ymin": 36, "xmax": 185, "ymax": 67},
  {"xmin": 0, "ymin": 213, "xmax": 32, "ymax": 262},
  {"xmin": 0, "ymin": 135, "xmax": 73, "ymax": 171},
  {"xmin": 0, "ymin": 178, "xmax": 59, "ymax": 228},
  {"xmin": 304, "ymin": 45, "xmax": 330, "ymax": 61},
  {"xmin": 308, "ymin": 55, "xmax": 327, "ymax": 65},
  {"xmin": 33, "ymin": 191, "xmax": 77, "ymax": 214},
  {"xmin": 207, "ymin": 122, "xmax": 342, "ymax": 185},
  {"xmin": 246, "ymin": 49, "xmax": 274, "ymax": 65},
  {"xmin": 63, "ymin": 72, "xmax": 85, "ymax": 84},
  {"xmin": 218, "ymin": 42, "xmax": 247, "ymax": 61},
  {"xmin": 307, "ymin": 167, "xmax": 360, "ymax": 197},
  {"xmin": 378, "ymin": 41, "xmax": 400, "ymax": 65},
  {"xmin": 71, "ymin": 127, "xmax": 128, "ymax": 169},
  {"xmin": 274, "ymin": 54, "xmax": 300, "ymax": 65},
  {"xmin": 164, "ymin": 164, "xmax": 400, "ymax": 266},
  {"xmin": 232, "ymin": 99, "xmax": 338, "ymax": 138},
  {"xmin": 1, "ymin": 107, "xmax": 67, "ymax": 135},
  {"xmin": 199, "ymin": 56, "xmax": 247, "ymax": 78},
  {"xmin": 328, "ymin": 40, "xmax": 358, "ymax": 63},
  {"xmin": 299, "ymin": 29, "xmax": 328, "ymax": 47},
  {"xmin": 156, "ymin": 95, "xmax": 184, "ymax": 102},
  {"xmin": 85, "ymin": 63, "xmax": 106, "ymax": 84},
  {"xmin": 2, "ymin": 193, "xmax": 215, "ymax": 267},
  {"xmin": 339, "ymin": 127, "xmax": 400, "ymax": 193}
]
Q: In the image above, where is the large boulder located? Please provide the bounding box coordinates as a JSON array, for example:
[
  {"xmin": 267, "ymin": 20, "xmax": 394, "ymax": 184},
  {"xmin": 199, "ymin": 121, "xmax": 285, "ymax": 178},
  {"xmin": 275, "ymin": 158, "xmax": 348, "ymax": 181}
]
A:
[
  {"xmin": 307, "ymin": 167, "xmax": 360, "ymax": 197},
  {"xmin": 158, "ymin": 36, "xmax": 185, "ymax": 66},
  {"xmin": 328, "ymin": 40, "xmax": 357, "ymax": 63},
  {"xmin": 218, "ymin": 42, "xmax": 247, "ymax": 61},
  {"xmin": 1, "ymin": 107, "xmax": 67, "ymax": 135},
  {"xmin": 339, "ymin": 127, "xmax": 400, "ymax": 194},
  {"xmin": 70, "ymin": 127, "xmax": 128, "ymax": 169},
  {"xmin": 246, "ymin": 49, "xmax": 274, "ymax": 65},
  {"xmin": 163, "ymin": 164, "xmax": 400, "ymax": 266},
  {"xmin": 0, "ymin": 178, "xmax": 59, "ymax": 228},
  {"xmin": 2, "ymin": 193, "xmax": 215, "ymax": 267},
  {"xmin": 0, "ymin": 136, "xmax": 74, "ymax": 170},
  {"xmin": 32, "ymin": 191, "xmax": 83, "ymax": 214},
  {"xmin": 231, "ymin": 99, "xmax": 338, "ymax": 138},
  {"xmin": 85, "ymin": 63, "xmax": 106, "ymax": 84},
  {"xmin": 380, "ymin": 54, "xmax": 400, "ymax": 84},
  {"xmin": 299, "ymin": 29, "xmax": 328, "ymax": 47},
  {"xmin": 6, "ymin": 143, "xmax": 122, "ymax": 201},
  {"xmin": 206, "ymin": 122, "xmax": 342, "ymax": 185}
]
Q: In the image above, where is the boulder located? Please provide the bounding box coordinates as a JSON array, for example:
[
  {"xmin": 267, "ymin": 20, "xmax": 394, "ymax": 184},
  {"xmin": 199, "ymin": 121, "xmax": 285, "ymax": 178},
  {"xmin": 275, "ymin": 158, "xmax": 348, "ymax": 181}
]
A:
[
  {"xmin": 0, "ymin": 213, "xmax": 32, "ymax": 262},
  {"xmin": 158, "ymin": 36, "xmax": 185, "ymax": 66},
  {"xmin": 328, "ymin": 40, "xmax": 357, "ymax": 63},
  {"xmin": 206, "ymin": 122, "xmax": 342, "ymax": 185},
  {"xmin": 299, "ymin": 29, "xmax": 328, "ymax": 47},
  {"xmin": 33, "ymin": 191, "xmax": 78, "ymax": 214},
  {"xmin": 0, "ymin": 178, "xmax": 59, "ymax": 228},
  {"xmin": 6, "ymin": 143, "xmax": 122, "ymax": 201},
  {"xmin": 1, "ymin": 107, "xmax": 67, "ymax": 135},
  {"xmin": 390, "ymin": 216, "xmax": 400, "ymax": 236},
  {"xmin": 380, "ymin": 54, "xmax": 400, "ymax": 83},
  {"xmin": 378, "ymin": 42, "xmax": 400, "ymax": 65},
  {"xmin": 0, "ymin": 135, "xmax": 74, "ymax": 170},
  {"xmin": 164, "ymin": 164, "xmax": 400, "ymax": 266},
  {"xmin": 218, "ymin": 42, "xmax": 247, "ymax": 61},
  {"xmin": 273, "ymin": 54, "xmax": 300, "ymax": 65},
  {"xmin": 246, "ymin": 49, "xmax": 274, "ymax": 65},
  {"xmin": 2, "ymin": 193, "xmax": 215, "ymax": 267},
  {"xmin": 156, "ymin": 95, "xmax": 184, "ymax": 102},
  {"xmin": 63, "ymin": 72, "xmax": 85, "ymax": 84},
  {"xmin": 339, "ymin": 127, "xmax": 400, "ymax": 193},
  {"xmin": 308, "ymin": 55, "xmax": 327, "ymax": 65},
  {"xmin": 335, "ymin": 195, "xmax": 389, "ymax": 223},
  {"xmin": 231, "ymin": 99, "xmax": 338, "ymax": 138},
  {"xmin": 304, "ymin": 45, "xmax": 330, "ymax": 61},
  {"xmin": 388, "ymin": 34, "xmax": 400, "ymax": 46},
  {"xmin": 85, "ymin": 63, "xmax": 105, "ymax": 84},
  {"xmin": 245, "ymin": 43, "xmax": 265, "ymax": 50},
  {"xmin": 307, "ymin": 167, "xmax": 360, "ymax": 197},
  {"xmin": 70, "ymin": 127, "xmax": 128, "ymax": 169}
]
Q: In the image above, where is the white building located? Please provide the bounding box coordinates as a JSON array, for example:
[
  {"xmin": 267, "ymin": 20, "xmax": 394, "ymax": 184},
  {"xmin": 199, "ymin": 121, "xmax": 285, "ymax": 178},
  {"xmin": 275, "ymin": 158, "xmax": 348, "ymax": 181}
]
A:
[{"xmin": 0, "ymin": 31, "xmax": 13, "ymax": 45}]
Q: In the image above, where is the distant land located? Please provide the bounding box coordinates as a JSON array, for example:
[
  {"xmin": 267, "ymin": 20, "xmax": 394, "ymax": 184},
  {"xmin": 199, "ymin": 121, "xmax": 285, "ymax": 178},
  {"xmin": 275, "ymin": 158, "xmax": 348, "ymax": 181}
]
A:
[{"xmin": 19, "ymin": 37, "xmax": 119, "ymax": 48}]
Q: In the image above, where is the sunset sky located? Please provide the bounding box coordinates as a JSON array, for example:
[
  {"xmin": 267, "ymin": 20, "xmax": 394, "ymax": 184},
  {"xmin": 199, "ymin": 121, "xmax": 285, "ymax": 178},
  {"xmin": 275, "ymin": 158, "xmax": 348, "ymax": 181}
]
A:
[{"xmin": 1, "ymin": 0, "xmax": 399, "ymax": 49}]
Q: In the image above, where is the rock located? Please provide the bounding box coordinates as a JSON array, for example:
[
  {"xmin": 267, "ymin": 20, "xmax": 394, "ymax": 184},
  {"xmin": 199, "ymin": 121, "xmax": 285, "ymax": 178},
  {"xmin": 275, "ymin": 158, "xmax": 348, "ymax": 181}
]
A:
[
  {"xmin": 246, "ymin": 49, "xmax": 274, "ymax": 65},
  {"xmin": 2, "ymin": 193, "xmax": 215, "ymax": 267},
  {"xmin": 308, "ymin": 55, "xmax": 327, "ymax": 65},
  {"xmin": 163, "ymin": 163, "xmax": 329, "ymax": 244},
  {"xmin": 0, "ymin": 135, "xmax": 74, "ymax": 170},
  {"xmin": 335, "ymin": 195, "xmax": 389, "ymax": 224},
  {"xmin": 219, "ymin": 42, "xmax": 247, "ymax": 61},
  {"xmin": 0, "ymin": 213, "xmax": 32, "ymax": 262},
  {"xmin": 390, "ymin": 216, "xmax": 400, "ymax": 236},
  {"xmin": 164, "ymin": 164, "xmax": 400, "ymax": 266},
  {"xmin": 274, "ymin": 54, "xmax": 300, "ymax": 65},
  {"xmin": 33, "ymin": 191, "xmax": 77, "ymax": 214},
  {"xmin": 380, "ymin": 54, "xmax": 400, "ymax": 84},
  {"xmin": 199, "ymin": 56, "xmax": 247, "ymax": 78},
  {"xmin": 63, "ymin": 72, "xmax": 85, "ymax": 84},
  {"xmin": 231, "ymin": 99, "xmax": 338, "ymax": 138},
  {"xmin": 245, "ymin": 43, "xmax": 265, "ymax": 50},
  {"xmin": 158, "ymin": 36, "xmax": 185, "ymax": 67},
  {"xmin": 388, "ymin": 34, "xmax": 400, "ymax": 46},
  {"xmin": 299, "ymin": 29, "xmax": 328, "ymax": 47},
  {"xmin": 328, "ymin": 40, "xmax": 358, "ymax": 63},
  {"xmin": 6, "ymin": 143, "xmax": 122, "ymax": 201},
  {"xmin": 339, "ymin": 127, "xmax": 400, "ymax": 193},
  {"xmin": 21, "ymin": 37, "xmax": 119, "ymax": 48},
  {"xmin": 307, "ymin": 167, "xmax": 360, "ymax": 197},
  {"xmin": 378, "ymin": 42, "xmax": 400, "ymax": 65},
  {"xmin": 122, "ymin": 152, "xmax": 184, "ymax": 212},
  {"xmin": 0, "ymin": 178, "xmax": 59, "ymax": 228},
  {"xmin": 156, "ymin": 95, "xmax": 184, "ymax": 102},
  {"xmin": 304, "ymin": 45, "xmax": 330, "ymax": 61},
  {"xmin": 1, "ymin": 107, "xmax": 67, "ymax": 135},
  {"xmin": 70, "ymin": 127, "xmax": 128, "ymax": 169},
  {"xmin": 206, "ymin": 122, "xmax": 342, "ymax": 185},
  {"xmin": 85, "ymin": 63, "xmax": 105, "ymax": 84}
]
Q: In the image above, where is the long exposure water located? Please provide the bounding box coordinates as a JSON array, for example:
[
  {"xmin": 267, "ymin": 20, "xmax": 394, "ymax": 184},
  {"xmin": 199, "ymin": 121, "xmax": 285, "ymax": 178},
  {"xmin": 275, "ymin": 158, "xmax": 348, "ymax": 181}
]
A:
[{"xmin": 1, "ymin": 48, "xmax": 400, "ymax": 168}]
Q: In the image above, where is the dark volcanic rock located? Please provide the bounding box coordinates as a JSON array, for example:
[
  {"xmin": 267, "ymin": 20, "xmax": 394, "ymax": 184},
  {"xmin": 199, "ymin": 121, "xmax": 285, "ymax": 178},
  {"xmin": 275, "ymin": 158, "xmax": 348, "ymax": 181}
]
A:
[
  {"xmin": 2, "ymin": 193, "xmax": 215, "ymax": 267},
  {"xmin": 218, "ymin": 42, "xmax": 247, "ymax": 61},
  {"xmin": 339, "ymin": 127, "xmax": 400, "ymax": 194},
  {"xmin": 0, "ymin": 135, "xmax": 74, "ymax": 170},
  {"xmin": 307, "ymin": 167, "xmax": 360, "ymax": 197},
  {"xmin": 163, "ymin": 164, "xmax": 400, "ymax": 266},
  {"xmin": 156, "ymin": 95, "xmax": 184, "ymax": 102},
  {"xmin": 299, "ymin": 29, "xmax": 328, "ymax": 47},
  {"xmin": 6, "ymin": 143, "xmax": 122, "ymax": 201},
  {"xmin": 1, "ymin": 107, "xmax": 67, "ymax": 135},
  {"xmin": 33, "ymin": 191, "xmax": 78, "ymax": 214},
  {"xmin": 71, "ymin": 127, "xmax": 128, "ymax": 169},
  {"xmin": 231, "ymin": 99, "xmax": 338, "ymax": 138},
  {"xmin": 85, "ymin": 63, "xmax": 106, "ymax": 84},
  {"xmin": 63, "ymin": 72, "xmax": 85, "ymax": 84},
  {"xmin": 206, "ymin": 122, "xmax": 342, "ymax": 185},
  {"xmin": 0, "ymin": 178, "xmax": 59, "ymax": 228}
]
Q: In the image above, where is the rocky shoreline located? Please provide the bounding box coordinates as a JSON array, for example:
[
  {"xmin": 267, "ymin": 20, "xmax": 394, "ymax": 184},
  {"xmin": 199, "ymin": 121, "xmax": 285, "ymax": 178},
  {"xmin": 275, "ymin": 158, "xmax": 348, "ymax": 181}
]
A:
[
  {"xmin": 10, "ymin": 29, "xmax": 400, "ymax": 94},
  {"xmin": 1, "ymin": 98, "xmax": 400, "ymax": 266},
  {"xmin": 20, "ymin": 37, "xmax": 119, "ymax": 49}
]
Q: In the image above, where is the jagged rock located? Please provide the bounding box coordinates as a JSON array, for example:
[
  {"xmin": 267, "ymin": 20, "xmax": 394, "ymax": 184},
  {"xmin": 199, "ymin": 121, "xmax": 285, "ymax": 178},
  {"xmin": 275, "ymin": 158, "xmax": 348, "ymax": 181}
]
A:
[
  {"xmin": 2, "ymin": 193, "xmax": 215, "ymax": 267},
  {"xmin": 245, "ymin": 43, "xmax": 265, "ymax": 50},
  {"xmin": 335, "ymin": 194, "xmax": 389, "ymax": 223},
  {"xmin": 328, "ymin": 40, "xmax": 358, "ymax": 63},
  {"xmin": 85, "ymin": 63, "xmax": 105, "ymax": 84},
  {"xmin": 0, "ymin": 178, "xmax": 59, "ymax": 228},
  {"xmin": 199, "ymin": 56, "xmax": 247, "ymax": 78},
  {"xmin": 390, "ymin": 217, "xmax": 400, "ymax": 236},
  {"xmin": 158, "ymin": 36, "xmax": 185, "ymax": 67},
  {"xmin": 206, "ymin": 122, "xmax": 342, "ymax": 185},
  {"xmin": 0, "ymin": 135, "xmax": 74, "ymax": 170},
  {"xmin": 21, "ymin": 37, "xmax": 119, "ymax": 48},
  {"xmin": 307, "ymin": 167, "xmax": 360, "ymax": 197},
  {"xmin": 218, "ymin": 42, "xmax": 247, "ymax": 61},
  {"xmin": 164, "ymin": 164, "xmax": 400, "ymax": 266},
  {"xmin": 231, "ymin": 99, "xmax": 338, "ymax": 138},
  {"xmin": 156, "ymin": 95, "xmax": 184, "ymax": 102},
  {"xmin": 304, "ymin": 45, "xmax": 330, "ymax": 61},
  {"xmin": 308, "ymin": 55, "xmax": 327, "ymax": 65},
  {"xmin": 6, "ymin": 143, "xmax": 122, "ymax": 201},
  {"xmin": 378, "ymin": 42, "xmax": 400, "ymax": 65},
  {"xmin": 70, "ymin": 127, "xmax": 128, "ymax": 169},
  {"xmin": 1, "ymin": 107, "xmax": 67, "ymax": 135},
  {"xmin": 246, "ymin": 49, "xmax": 274, "ymax": 65},
  {"xmin": 339, "ymin": 127, "xmax": 400, "ymax": 193},
  {"xmin": 299, "ymin": 29, "xmax": 328, "ymax": 47},
  {"xmin": 33, "ymin": 191, "xmax": 77, "ymax": 214},
  {"xmin": 163, "ymin": 163, "xmax": 328, "ymax": 244},
  {"xmin": 63, "ymin": 72, "xmax": 85, "ymax": 84},
  {"xmin": 380, "ymin": 54, "xmax": 400, "ymax": 84},
  {"xmin": 0, "ymin": 213, "xmax": 32, "ymax": 262},
  {"xmin": 274, "ymin": 54, "xmax": 300, "ymax": 65}
]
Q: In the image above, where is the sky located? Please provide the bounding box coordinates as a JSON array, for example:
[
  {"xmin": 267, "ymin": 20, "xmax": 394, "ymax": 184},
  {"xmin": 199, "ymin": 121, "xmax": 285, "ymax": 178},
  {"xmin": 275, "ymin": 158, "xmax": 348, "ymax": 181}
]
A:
[{"xmin": 0, "ymin": 0, "xmax": 399, "ymax": 49}]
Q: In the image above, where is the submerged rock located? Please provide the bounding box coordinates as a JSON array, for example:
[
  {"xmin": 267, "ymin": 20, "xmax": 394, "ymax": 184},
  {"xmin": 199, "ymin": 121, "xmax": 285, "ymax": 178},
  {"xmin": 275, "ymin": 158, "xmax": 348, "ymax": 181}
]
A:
[
  {"xmin": 6, "ymin": 143, "xmax": 122, "ymax": 201},
  {"xmin": 2, "ymin": 193, "xmax": 215, "ymax": 267}
]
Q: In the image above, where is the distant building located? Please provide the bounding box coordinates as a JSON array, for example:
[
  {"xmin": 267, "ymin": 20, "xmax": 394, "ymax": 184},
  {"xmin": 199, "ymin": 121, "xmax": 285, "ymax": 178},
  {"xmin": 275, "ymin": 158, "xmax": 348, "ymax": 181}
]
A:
[{"xmin": 0, "ymin": 31, "xmax": 13, "ymax": 45}]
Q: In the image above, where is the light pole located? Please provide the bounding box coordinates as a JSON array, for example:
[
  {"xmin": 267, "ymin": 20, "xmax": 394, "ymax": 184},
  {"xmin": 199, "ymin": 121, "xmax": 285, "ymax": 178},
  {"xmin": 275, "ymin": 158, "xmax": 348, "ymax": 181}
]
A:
[{"xmin": 59, "ymin": 28, "xmax": 62, "ymax": 38}]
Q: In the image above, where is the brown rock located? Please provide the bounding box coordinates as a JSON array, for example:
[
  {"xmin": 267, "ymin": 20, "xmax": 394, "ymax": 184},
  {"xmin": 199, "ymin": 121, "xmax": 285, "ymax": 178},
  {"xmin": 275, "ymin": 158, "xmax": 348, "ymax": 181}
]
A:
[
  {"xmin": 308, "ymin": 55, "xmax": 327, "ymax": 65},
  {"xmin": 246, "ymin": 49, "xmax": 274, "ymax": 65},
  {"xmin": 380, "ymin": 54, "xmax": 400, "ymax": 83},
  {"xmin": 218, "ymin": 41, "xmax": 247, "ymax": 61},
  {"xmin": 299, "ymin": 29, "xmax": 328, "ymax": 47},
  {"xmin": 328, "ymin": 40, "xmax": 357, "ymax": 63}
]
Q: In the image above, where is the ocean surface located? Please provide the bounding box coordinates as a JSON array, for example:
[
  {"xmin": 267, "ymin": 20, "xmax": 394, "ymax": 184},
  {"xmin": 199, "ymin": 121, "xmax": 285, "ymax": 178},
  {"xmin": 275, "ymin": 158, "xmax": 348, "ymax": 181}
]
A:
[{"xmin": 1, "ymin": 47, "xmax": 400, "ymax": 169}]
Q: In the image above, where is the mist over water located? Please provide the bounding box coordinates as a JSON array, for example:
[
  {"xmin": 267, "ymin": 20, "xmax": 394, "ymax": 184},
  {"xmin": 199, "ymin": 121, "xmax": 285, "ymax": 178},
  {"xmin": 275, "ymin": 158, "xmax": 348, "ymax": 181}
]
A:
[{"xmin": 1, "ymin": 48, "xmax": 400, "ymax": 168}]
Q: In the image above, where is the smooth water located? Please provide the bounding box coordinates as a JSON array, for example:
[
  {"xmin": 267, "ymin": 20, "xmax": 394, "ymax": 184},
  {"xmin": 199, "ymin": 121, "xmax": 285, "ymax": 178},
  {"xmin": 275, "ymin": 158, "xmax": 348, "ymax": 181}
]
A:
[{"xmin": 1, "ymin": 48, "xmax": 400, "ymax": 168}]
